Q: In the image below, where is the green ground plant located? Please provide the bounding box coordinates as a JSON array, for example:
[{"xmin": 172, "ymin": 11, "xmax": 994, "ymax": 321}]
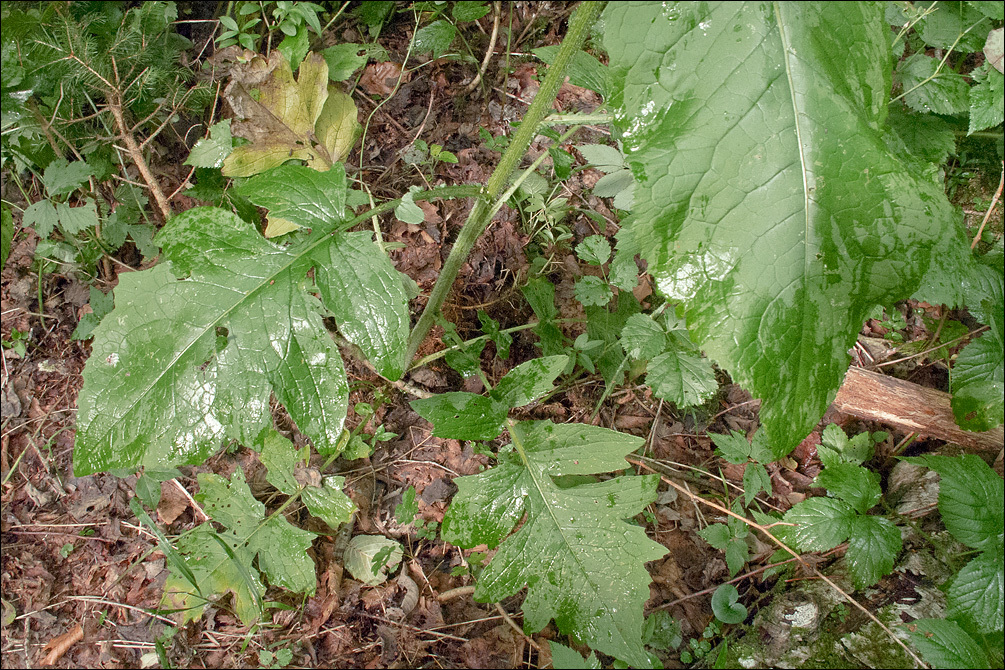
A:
[{"xmin": 12, "ymin": 0, "xmax": 996, "ymax": 667}]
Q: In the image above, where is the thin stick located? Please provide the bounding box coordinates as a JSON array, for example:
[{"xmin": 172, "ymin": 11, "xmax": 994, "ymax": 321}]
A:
[
  {"xmin": 629, "ymin": 458, "xmax": 927, "ymax": 669},
  {"xmin": 495, "ymin": 603, "xmax": 543, "ymax": 653},
  {"xmin": 461, "ymin": 2, "xmax": 502, "ymax": 95},
  {"xmin": 971, "ymin": 161, "xmax": 1004, "ymax": 249}
]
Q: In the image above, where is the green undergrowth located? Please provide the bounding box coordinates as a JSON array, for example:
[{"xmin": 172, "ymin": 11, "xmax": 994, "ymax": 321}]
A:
[{"xmin": 3, "ymin": 1, "xmax": 1003, "ymax": 667}]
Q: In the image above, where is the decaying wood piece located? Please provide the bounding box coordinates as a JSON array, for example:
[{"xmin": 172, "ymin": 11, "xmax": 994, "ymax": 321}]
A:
[{"xmin": 833, "ymin": 366, "xmax": 1004, "ymax": 454}]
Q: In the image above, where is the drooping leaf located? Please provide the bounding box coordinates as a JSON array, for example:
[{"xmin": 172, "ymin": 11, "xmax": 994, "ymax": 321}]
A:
[
  {"xmin": 548, "ymin": 641, "xmax": 601, "ymax": 670},
  {"xmin": 533, "ymin": 46, "xmax": 609, "ymax": 98},
  {"xmin": 604, "ymin": 2, "xmax": 957, "ymax": 457},
  {"xmin": 74, "ymin": 207, "xmax": 357, "ymax": 474},
  {"xmin": 908, "ymin": 618, "xmax": 991, "ymax": 670},
  {"xmin": 742, "ymin": 463, "xmax": 771, "ymax": 507},
  {"xmin": 162, "ymin": 469, "xmax": 316, "ymax": 625},
  {"xmin": 441, "ymin": 420, "xmax": 666, "ymax": 667},
  {"xmin": 311, "ymin": 231, "xmax": 410, "ymax": 380},
  {"xmin": 222, "ymin": 51, "xmax": 360, "ymax": 177}
]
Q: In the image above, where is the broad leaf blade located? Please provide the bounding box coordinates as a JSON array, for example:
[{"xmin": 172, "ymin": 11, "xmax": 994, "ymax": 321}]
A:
[
  {"xmin": 948, "ymin": 546, "xmax": 1004, "ymax": 633},
  {"xmin": 908, "ymin": 454, "xmax": 1004, "ymax": 550},
  {"xmin": 604, "ymin": 1, "xmax": 956, "ymax": 456},
  {"xmin": 234, "ymin": 164, "xmax": 348, "ymax": 236},
  {"xmin": 410, "ymin": 392, "xmax": 507, "ymax": 441},
  {"xmin": 784, "ymin": 497, "xmax": 856, "ymax": 552},
  {"xmin": 312, "ymin": 231, "xmax": 409, "ymax": 380},
  {"xmin": 441, "ymin": 420, "xmax": 666, "ymax": 666},
  {"xmin": 490, "ymin": 355, "xmax": 568, "ymax": 408},
  {"xmin": 74, "ymin": 207, "xmax": 349, "ymax": 474},
  {"xmin": 845, "ymin": 515, "xmax": 900, "ymax": 588},
  {"xmin": 908, "ymin": 618, "xmax": 991, "ymax": 670}
]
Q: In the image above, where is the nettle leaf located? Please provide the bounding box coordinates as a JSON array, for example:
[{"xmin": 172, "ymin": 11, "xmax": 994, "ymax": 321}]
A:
[
  {"xmin": 605, "ymin": 2, "xmax": 956, "ymax": 457},
  {"xmin": 968, "ymin": 62, "xmax": 1004, "ymax": 135},
  {"xmin": 907, "ymin": 454, "xmax": 1004, "ymax": 551},
  {"xmin": 845, "ymin": 515, "xmax": 900, "ymax": 589},
  {"xmin": 785, "ymin": 497, "xmax": 856, "ymax": 552},
  {"xmin": 162, "ymin": 469, "xmax": 316, "ymax": 625},
  {"xmin": 222, "ymin": 51, "xmax": 360, "ymax": 177},
  {"xmin": 441, "ymin": 420, "xmax": 666, "ymax": 667},
  {"xmin": 813, "ymin": 463, "xmax": 881, "ymax": 515},
  {"xmin": 947, "ymin": 544, "xmax": 1004, "ymax": 632},
  {"xmin": 646, "ymin": 349, "xmax": 717, "ymax": 408},
  {"xmin": 621, "ymin": 313, "xmax": 667, "ymax": 361},
  {"xmin": 413, "ymin": 20, "xmax": 456, "ymax": 59},
  {"xmin": 908, "ymin": 618, "xmax": 991, "ymax": 670},
  {"xmin": 235, "ymin": 163, "xmax": 347, "ymax": 237},
  {"xmin": 74, "ymin": 206, "xmax": 382, "ymax": 475}
]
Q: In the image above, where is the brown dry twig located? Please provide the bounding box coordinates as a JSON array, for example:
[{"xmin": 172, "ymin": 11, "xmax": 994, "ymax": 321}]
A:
[{"xmin": 971, "ymin": 160, "xmax": 1004, "ymax": 249}]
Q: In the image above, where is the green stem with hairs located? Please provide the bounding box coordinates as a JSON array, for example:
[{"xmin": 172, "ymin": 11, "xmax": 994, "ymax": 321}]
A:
[{"xmin": 404, "ymin": 1, "xmax": 606, "ymax": 366}]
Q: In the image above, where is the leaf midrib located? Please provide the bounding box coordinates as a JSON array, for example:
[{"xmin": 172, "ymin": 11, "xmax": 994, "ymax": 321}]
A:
[
  {"xmin": 91, "ymin": 224, "xmax": 332, "ymax": 452},
  {"xmin": 506, "ymin": 419, "xmax": 635, "ymax": 649}
]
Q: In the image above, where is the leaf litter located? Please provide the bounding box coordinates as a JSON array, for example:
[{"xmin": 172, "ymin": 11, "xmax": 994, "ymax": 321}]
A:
[{"xmin": 3, "ymin": 3, "xmax": 1002, "ymax": 669}]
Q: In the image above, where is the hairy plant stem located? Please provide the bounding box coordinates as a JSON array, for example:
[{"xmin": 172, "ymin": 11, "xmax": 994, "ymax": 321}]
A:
[{"xmin": 404, "ymin": 0, "xmax": 605, "ymax": 365}]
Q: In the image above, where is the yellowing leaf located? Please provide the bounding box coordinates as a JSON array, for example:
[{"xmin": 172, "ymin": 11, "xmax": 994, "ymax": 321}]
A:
[{"xmin": 222, "ymin": 51, "xmax": 360, "ymax": 177}]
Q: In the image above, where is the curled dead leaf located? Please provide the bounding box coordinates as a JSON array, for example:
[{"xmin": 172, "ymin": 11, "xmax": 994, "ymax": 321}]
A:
[
  {"xmin": 40, "ymin": 624, "xmax": 83, "ymax": 666},
  {"xmin": 359, "ymin": 62, "xmax": 407, "ymax": 97}
]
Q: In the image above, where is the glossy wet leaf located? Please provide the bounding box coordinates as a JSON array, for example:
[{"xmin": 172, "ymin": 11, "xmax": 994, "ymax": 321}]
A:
[
  {"xmin": 605, "ymin": 2, "xmax": 956, "ymax": 456},
  {"xmin": 234, "ymin": 164, "xmax": 347, "ymax": 237},
  {"xmin": 74, "ymin": 207, "xmax": 354, "ymax": 475},
  {"xmin": 813, "ymin": 463, "xmax": 881, "ymax": 515},
  {"xmin": 548, "ymin": 641, "xmax": 601, "ymax": 670},
  {"xmin": 162, "ymin": 469, "xmax": 316, "ymax": 625},
  {"xmin": 222, "ymin": 51, "xmax": 360, "ymax": 177},
  {"xmin": 441, "ymin": 420, "xmax": 666, "ymax": 666},
  {"xmin": 412, "ymin": 356, "xmax": 568, "ymax": 440},
  {"xmin": 311, "ymin": 231, "xmax": 410, "ymax": 380},
  {"xmin": 491, "ymin": 355, "xmax": 568, "ymax": 408},
  {"xmin": 412, "ymin": 392, "xmax": 507, "ymax": 441}
]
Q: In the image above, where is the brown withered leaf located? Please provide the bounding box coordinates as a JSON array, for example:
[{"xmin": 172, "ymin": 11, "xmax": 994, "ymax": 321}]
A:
[{"xmin": 39, "ymin": 624, "xmax": 83, "ymax": 666}]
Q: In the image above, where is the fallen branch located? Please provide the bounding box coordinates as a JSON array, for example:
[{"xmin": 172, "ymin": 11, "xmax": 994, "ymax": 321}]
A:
[{"xmin": 834, "ymin": 366, "xmax": 1004, "ymax": 454}]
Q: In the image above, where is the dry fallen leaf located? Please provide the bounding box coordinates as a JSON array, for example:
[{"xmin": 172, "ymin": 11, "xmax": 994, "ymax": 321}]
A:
[
  {"xmin": 40, "ymin": 624, "xmax": 83, "ymax": 666},
  {"xmin": 359, "ymin": 62, "xmax": 407, "ymax": 97},
  {"xmin": 156, "ymin": 481, "xmax": 190, "ymax": 525}
]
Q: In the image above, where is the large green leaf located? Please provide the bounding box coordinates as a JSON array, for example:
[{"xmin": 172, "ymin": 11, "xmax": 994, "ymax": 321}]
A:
[
  {"xmin": 441, "ymin": 420, "xmax": 666, "ymax": 666},
  {"xmin": 604, "ymin": 2, "xmax": 956, "ymax": 455},
  {"xmin": 75, "ymin": 206, "xmax": 388, "ymax": 474}
]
